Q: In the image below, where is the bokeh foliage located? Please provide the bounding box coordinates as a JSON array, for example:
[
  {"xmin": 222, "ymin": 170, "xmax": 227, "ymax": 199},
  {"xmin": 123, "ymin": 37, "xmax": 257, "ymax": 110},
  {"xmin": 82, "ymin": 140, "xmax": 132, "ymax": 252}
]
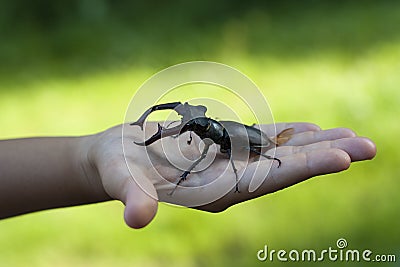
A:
[{"xmin": 0, "ymin": 1, "xmax": 399, "ymax": 266}]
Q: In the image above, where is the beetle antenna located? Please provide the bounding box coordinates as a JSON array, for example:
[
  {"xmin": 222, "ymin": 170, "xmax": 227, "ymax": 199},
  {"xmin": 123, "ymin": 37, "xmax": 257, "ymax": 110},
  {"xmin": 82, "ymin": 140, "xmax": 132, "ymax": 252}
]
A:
[{"xmin": 248, "ymin": 147, "xmax": 281, "ymax": 167}]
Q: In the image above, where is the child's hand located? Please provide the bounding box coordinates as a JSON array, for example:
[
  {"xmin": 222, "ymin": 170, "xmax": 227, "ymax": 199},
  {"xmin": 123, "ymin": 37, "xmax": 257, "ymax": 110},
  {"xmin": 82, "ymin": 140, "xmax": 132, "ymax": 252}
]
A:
[{"xmin": 85, "ymin": 122, "xmax": 376, "ymax": 228}]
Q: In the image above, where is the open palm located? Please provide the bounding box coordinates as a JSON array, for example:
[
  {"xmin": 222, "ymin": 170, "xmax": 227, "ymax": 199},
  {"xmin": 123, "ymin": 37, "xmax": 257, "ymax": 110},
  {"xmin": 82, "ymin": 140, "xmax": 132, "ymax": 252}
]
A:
[{"xmin": 87, "ymin": 122, "xmax": 376, "ymax": 228}]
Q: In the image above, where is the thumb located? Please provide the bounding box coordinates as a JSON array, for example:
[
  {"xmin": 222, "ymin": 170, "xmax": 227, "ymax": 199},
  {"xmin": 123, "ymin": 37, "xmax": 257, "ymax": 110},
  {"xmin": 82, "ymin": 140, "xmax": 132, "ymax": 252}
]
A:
[{"xmin": 123, "ymin": 178, "xmax": 158, "ymax": 229}]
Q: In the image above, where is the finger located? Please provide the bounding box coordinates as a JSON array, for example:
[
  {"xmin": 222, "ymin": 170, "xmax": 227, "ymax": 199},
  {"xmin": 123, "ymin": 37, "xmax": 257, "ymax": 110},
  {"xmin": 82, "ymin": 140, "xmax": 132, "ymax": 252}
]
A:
[
  {"xmin": 332, "ymin": 137, "xmax": 376, "ymax": 161},
  {"xmin": 241, "ymin": 148, "xmax": 351, "ymax": 197},
  {"xmin": 282, "ymin": 128, "xmax": 356, "ymax": 146},
  {"xmin": 123, "ymin": 177, "xmax": 158, "ymax": 229},
  {"xmin": 256, "ymin": 122, "xmax": 321, "ymax": 136},
  {"xmin": 273, "ymin": 137, "xmax": 376, "ymax": 162},
  {"xmin": 100, "ymin": 160, "xmax": 159, "ymax": 229}
]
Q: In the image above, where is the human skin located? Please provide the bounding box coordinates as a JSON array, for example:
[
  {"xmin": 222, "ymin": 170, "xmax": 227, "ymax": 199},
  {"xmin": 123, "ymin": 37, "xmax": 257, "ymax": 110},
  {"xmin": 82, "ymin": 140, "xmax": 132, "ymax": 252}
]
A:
[{"xmin": 0, "ymin": 122, "xmax": 376, "ymax": 228}]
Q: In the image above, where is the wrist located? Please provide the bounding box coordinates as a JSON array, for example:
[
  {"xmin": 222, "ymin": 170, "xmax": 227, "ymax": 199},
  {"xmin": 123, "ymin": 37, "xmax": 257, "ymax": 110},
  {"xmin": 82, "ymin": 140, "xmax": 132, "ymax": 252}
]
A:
[{"xmin": 76, "ymin": 134, "xmax": 112, "ymax": 202}]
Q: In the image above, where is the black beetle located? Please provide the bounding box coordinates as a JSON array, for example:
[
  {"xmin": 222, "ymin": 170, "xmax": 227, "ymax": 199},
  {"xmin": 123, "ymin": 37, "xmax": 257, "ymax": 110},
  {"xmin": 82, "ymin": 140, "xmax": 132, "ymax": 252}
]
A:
[{"xmin": 130, "ymin": 102, "xmax": 293, "ymax": 194}]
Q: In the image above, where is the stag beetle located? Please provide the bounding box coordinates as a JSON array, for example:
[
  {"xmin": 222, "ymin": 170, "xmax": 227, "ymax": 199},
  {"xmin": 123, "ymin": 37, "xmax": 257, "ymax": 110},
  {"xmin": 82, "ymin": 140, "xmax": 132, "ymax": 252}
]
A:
[{"xmin": 130, "ymin": 102, "xmax": 293, "ymax": 194}]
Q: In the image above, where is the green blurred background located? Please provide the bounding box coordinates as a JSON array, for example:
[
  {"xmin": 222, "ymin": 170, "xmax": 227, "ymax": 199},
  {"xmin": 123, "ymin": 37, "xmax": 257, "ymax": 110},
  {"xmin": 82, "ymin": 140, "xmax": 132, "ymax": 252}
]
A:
[{"xmin": 0, "ymin": 1, "xmax": 399, "ymax": 266}]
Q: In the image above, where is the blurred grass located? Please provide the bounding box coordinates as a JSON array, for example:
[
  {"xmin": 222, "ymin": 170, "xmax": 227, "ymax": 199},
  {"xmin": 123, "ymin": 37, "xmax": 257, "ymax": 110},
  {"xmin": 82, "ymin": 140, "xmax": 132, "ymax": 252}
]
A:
[{"xmin": 0, "ymin": 1, "xmax": 399, "ymax": 267}]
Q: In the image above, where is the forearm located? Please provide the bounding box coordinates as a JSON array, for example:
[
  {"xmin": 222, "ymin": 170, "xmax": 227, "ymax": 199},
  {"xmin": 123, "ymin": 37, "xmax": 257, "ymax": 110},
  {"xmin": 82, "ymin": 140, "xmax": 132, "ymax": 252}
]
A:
[{"xmin": 0, "ymin": 136, "xmax": 110, "ymax": 218}]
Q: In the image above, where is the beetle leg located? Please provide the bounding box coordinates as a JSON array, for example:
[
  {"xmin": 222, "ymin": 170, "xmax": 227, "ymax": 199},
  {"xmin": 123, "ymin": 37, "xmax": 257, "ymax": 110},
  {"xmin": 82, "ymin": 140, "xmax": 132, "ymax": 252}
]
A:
[
  {"xmin": 168, "ymin": 141, "xmax": 211, "ymax": 196},
  {"xmin": 187, "ymin": 131, "xmax": 193, "ymax": 145},
  {"xmin": 130, "ymin": 102, "xmax": 182, "ymax": 130},
  {"xmin": 249, "ymin": 147, "xmax": 281, "ymax": 167},
  {"xmin": 226, "ymin": 149, "xmax": 240, "ymax": 193}
]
